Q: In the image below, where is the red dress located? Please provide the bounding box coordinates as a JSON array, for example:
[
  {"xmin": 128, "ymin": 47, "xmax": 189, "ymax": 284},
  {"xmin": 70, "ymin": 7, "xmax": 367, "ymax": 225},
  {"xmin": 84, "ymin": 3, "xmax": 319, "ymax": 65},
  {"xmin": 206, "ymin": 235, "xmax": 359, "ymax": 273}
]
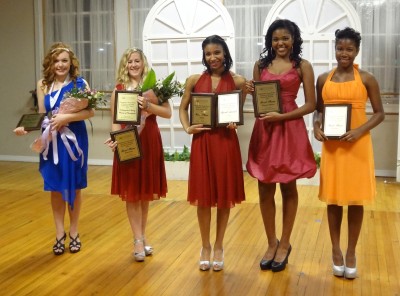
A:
[
  {"xmin": 188, "ymin": 72, "xmax": 245, "ymax": 208},
  {"xmin": 246, "ymin": 66, "xmax": 316, "ymax": 183},
  {"xmin": 111, "ymin": 84, "xmax": 167, "ymax": 201}
]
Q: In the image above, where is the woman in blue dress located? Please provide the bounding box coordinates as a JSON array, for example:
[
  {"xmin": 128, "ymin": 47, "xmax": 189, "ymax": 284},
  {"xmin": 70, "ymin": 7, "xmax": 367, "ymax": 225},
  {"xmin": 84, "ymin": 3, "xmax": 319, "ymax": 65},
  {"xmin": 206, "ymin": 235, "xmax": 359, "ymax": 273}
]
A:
[{"xmin": 14, "ymin": 42, "xmax": 94, "ymax": 255}]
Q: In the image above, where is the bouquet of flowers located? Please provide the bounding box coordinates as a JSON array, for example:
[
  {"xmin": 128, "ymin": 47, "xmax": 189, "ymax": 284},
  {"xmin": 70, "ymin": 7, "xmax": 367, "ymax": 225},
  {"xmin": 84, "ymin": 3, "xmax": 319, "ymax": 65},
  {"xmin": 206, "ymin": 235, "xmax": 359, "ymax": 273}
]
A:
[
  {"xmin": 141, "ymin": 69, "xmax": 185, "ymax": 104},
  {"xmin": 30, "ymin": 88, "xmax": 106, "ymax": 159},
  {"xmin": 61, "ymin": 88, "xmax": 106, "ymax": 112}
]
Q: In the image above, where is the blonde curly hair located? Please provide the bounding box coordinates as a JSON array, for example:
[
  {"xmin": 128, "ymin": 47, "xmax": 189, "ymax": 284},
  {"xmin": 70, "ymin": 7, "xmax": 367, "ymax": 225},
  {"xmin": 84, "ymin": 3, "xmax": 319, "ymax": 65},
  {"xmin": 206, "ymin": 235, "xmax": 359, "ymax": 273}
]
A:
[
  {"xmin": 116, "ymin": 48, "xmax": 150, "ymax": 88},
  {"xmin": 41, "ymin": 42, "xmax": 80, "ymax": 90}
]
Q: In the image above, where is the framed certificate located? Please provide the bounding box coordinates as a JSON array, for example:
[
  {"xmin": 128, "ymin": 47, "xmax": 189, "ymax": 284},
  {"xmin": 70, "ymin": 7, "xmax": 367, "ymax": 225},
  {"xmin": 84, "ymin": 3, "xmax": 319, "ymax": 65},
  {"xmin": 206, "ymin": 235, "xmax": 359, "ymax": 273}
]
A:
[
  {"xmin": 190, "ymin": 93, "xmax": 215, "ymax": 128},
  {"xmin": 16, "ymin": 113, "xmax": 46, "ymax": 131},
  {"xmin": 253, "ymin": 80, "xmax": 282, "ymax": 117},
  {"xmin": 113, "ymin": 90, "xmax": 142, "ymax": 125},
  {"xmin": 216, "ymin": 90, "xmax": 243, "ymax": 127},
  {"xmin": 110, "ymin": 126, "xmax": 142, "ymax": 162},
  {"xmin": 322, "ymin": 104, "xmax": 352, "ymax": 139}
]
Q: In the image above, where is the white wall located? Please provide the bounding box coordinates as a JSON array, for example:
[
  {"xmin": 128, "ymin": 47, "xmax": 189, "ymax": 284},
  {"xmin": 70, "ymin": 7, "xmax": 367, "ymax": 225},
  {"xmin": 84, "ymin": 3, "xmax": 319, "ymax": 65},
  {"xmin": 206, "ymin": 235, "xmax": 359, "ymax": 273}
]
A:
[
  {"xmin": 0, "ymin": 0, "xmax": 114, "ymax": 165},
  {"xmin": 0, "ymin": 0, "xmax": 397, "ymax": 176}
]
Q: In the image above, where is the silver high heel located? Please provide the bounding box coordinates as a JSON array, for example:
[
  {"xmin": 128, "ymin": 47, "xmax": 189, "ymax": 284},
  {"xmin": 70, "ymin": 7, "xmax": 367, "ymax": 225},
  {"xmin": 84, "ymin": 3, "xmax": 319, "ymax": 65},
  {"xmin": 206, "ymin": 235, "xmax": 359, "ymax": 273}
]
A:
[
  {"xmin": 133, "ymin": 238, "xmax": 145, "ymax": 262},
  {"xmin": 212, "ymin": 249, "xmax": 224, "ymax": 271},
  {"xmin": 199, "ymin": 248, "xmax": 211, "ymax": 271},
  {"xmin": 142, "ymin": 236, "xmax": 153, "ymax": 256}
]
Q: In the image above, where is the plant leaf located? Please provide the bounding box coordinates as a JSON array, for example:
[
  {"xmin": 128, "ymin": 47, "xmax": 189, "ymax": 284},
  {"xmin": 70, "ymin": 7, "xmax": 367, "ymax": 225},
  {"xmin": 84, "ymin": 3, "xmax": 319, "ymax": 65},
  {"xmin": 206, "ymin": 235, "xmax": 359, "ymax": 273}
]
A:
[
  {"xmin": 141, "ymin": 68, "xmax": 157, "ymax": 92},
  {"xmin": 162, "ymin": 71, "xmax": 175, "ymax": 87}
]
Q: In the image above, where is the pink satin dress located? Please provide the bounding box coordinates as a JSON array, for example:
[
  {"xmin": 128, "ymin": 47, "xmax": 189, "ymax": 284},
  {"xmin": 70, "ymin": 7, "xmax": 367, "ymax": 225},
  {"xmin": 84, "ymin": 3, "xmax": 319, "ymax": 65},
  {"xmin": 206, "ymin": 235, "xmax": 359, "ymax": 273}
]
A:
[{"xmin": 246, "ymin": 65, "xmax": 317, "ymax": 183}]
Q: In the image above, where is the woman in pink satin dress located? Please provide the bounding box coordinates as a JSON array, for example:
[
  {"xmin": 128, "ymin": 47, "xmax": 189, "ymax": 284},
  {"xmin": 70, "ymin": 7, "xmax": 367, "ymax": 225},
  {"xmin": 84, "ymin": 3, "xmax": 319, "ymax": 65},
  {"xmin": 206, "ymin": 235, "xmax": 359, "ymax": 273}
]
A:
[{"xmin": 246, "ymin": 19, "xmax": 316, "ymax": 272}]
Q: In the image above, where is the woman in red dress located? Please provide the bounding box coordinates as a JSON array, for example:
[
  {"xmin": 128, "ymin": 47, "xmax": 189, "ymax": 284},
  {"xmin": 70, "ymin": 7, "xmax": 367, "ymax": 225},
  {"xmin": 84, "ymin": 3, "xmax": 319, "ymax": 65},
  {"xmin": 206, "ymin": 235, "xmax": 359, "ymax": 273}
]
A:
[
  {"xmin": 179, "ymin": 35, "xmax": 246, "ymax": 271},
  {"xmin": 105, "ymin": 48, "xmax": 170, "ymax": 261}
]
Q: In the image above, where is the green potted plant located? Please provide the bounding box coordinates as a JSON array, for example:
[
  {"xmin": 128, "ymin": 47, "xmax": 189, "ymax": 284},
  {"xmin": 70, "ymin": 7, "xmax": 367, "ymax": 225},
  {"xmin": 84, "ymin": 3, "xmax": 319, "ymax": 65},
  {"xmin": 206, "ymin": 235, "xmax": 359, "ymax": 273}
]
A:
[{"xmin": 163, "ymin": 145, "xmax": 190, "ymax": 180}]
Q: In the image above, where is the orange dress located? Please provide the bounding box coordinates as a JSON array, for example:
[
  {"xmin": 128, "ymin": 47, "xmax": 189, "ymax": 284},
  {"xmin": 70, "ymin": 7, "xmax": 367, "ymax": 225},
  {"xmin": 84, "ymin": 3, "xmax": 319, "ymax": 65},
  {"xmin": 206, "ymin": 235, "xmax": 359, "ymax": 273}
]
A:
[{"xmin": 319, "ymin": 65, "xmax": 376, "ymax": 206}]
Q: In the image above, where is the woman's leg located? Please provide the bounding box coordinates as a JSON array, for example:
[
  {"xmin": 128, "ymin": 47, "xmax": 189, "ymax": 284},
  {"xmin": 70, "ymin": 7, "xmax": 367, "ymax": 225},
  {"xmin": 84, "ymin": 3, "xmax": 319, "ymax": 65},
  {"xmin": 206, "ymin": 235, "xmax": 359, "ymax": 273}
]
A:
[
  {"xmin": 346, "ymin": 205, "xmax": 363, "ymax": 268},
  {"xmin": 274, "ymin": 181, "xmax": 298, "ymax": 262},
  {"xmin": 68, "ymin": 190, "xmax": 82, "ymax": 236},
  {"xmin": 141, "ymin": 201, "xmax": 150, "ymax": 236},
  {"xmin": 258, "ymin": 182, "xmax": 279, "ymax": 260},
  {"xmin": 140, "ymin": 201, "xmax": 153, "ymax": 255},
  {"xmin": 51, "ymin": 191, "xmax": 66, "ymax": 239},
  {"xmin": 214, "ymin": 208, "xmax": 230, "ymax": 261},
  {"xmin": 197, "ymin": 206, "xmax": 212, "ymax": 265},
  {"xmin": 126, "ymin": 201, "xmax": 144, "ymax": 255},
  {"xmin": 327, "ymin": 204, "xmax": 344, "ymax": 266},
  {"xmin": 68, "ymin": 190, "xmax": 82, "ymax": 252},
  {"xmin": 50, "ymin": 191, "xmax": 66, "ymax": 254}
]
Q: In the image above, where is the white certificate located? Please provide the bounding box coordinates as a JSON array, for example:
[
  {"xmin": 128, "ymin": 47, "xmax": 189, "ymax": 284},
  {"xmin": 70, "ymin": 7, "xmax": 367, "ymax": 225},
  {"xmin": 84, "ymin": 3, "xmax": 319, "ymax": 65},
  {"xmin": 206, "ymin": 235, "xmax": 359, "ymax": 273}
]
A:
[
  {"xmin": 323, "ymin": 104, "xmax": 352, "ymax": 139},
  {"xmin": 216, "ymin": 91, "xmax": 243, "ymax": 126}
]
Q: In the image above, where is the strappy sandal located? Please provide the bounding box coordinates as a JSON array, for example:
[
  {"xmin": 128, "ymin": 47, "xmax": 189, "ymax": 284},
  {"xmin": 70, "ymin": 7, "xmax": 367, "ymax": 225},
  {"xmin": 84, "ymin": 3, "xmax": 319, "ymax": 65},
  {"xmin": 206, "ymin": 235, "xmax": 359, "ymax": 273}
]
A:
[
  {"xmin": 53, "ymin": 232, "xmax": 66, "ymax": 255},
  {"xmin": 69, "ymin": 233, "xmax": 81, "ymax": 253},
  {"xmin": 133, "ymin": 238, "xmax": 145, "ymax": 262}
]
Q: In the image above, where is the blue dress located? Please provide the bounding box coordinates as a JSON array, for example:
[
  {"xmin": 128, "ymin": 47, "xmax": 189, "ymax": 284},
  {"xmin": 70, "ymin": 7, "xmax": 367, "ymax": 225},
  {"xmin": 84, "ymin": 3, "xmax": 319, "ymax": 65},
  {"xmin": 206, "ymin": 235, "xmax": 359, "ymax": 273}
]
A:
[{"xmin": 39, "ymin": 77, "xmax": 89, "ymax": 208}]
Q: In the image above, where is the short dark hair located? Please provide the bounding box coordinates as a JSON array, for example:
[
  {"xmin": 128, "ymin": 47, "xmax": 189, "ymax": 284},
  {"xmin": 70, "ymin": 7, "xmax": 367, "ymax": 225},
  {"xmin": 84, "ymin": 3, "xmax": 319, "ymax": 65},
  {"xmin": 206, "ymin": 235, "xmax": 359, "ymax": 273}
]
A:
[
  {"xmin": 259, "ymin": 19, "xmax": 303, "ymax": 70},
  {"xmin": 335, "ymin": 27, "xmax": 362, "ymax": 49},
  {"xmin": 201, "ymin": 35, "xmax": 233, "ymax": 74}
]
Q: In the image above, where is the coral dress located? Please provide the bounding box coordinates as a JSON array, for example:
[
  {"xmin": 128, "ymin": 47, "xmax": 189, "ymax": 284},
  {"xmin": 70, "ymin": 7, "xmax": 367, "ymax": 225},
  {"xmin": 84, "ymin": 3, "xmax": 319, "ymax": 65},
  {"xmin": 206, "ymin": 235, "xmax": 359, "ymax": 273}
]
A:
[
  {"xmin": 111, "ymin": 84, "xmax": 167, "ymax": 201},
  {"xmin": 39, "ymin": 77, "xmax": 88, "ymax": 207},
  {"xmin": 319, "ymin": 65, "xmax": 376, "ymax": 205},
  {"xmin": 246, "ymin": 66, "xmax": 316, "ymax": 183},
  {"xmin": 188, "ymin": 72, "xmax": 245, "ymax": 208}
]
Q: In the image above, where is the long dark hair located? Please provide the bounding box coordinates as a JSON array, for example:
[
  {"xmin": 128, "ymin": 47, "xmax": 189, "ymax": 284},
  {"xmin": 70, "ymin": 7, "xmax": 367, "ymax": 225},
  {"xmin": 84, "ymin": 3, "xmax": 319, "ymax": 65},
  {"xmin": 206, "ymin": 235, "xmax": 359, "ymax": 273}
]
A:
[
  {"xmin": 335, "ymin": 27, "xmax": 362, "ymax": 50},
  {"xmin": 201, "ymin": 35, "xmax": 233, "ymax": 74},
  {"xmin": 259, "ymin": 19, "xmax": 303, "ymax": 70}
]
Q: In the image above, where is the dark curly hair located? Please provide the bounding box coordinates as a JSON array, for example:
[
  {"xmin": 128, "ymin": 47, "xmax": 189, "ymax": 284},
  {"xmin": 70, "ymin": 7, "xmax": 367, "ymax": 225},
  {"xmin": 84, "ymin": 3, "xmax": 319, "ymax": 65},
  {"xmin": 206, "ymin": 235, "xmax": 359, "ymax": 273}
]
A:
[
  {"xmin": 201, "ymin": 35, "xmax": 233, "ymax": 74},
  {"xmin": 335, "ymin": 27, "xmax": 362, "ymax": 49},
  {"xmin": 259, "ymin": 19, "xmax": 303, "ymax": 70}
]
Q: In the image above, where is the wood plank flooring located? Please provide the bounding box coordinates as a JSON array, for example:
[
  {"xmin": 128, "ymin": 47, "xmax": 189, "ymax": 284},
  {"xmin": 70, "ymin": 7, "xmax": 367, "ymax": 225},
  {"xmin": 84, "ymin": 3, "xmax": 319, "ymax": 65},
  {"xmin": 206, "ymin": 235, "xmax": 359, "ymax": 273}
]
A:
[{"xmin": 0, "ymin": 161, "xmax": 399, "ymax": 296}]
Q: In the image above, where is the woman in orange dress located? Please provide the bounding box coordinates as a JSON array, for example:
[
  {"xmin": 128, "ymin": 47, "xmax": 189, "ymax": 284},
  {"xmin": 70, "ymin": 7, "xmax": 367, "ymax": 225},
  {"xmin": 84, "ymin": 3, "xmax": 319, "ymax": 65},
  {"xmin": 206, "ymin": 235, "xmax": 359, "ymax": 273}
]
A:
[
  {"xmin": 105, "ymin": 48, "xmax": 170, "ymax": 262},
  {"xmin": 179, "ymin": 35, "xmax": 246, "ymax": 271},
  {"xmin": 313, "ymin": 28, "xmax": 384, "ymax": 279}
]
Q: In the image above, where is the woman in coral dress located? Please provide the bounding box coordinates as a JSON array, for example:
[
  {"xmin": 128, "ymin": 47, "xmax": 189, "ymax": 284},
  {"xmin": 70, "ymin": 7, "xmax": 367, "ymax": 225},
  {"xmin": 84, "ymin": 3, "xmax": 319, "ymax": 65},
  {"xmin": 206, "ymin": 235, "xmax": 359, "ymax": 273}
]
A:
[
  {"xmin": 105, "ymin": 48, "xmax": 169, "ymax": 261},
  {"xmin": 14, "ymin": 42, "xmax": 93, "ymax": 255},
  {"xmin": 246, "ymin": 19, "xmax": 316, "ymax": 272},
  {"xmin": 313, "ymin": 28, "xmax": 384, "ymax": 278},
  {"xmin": 179, "ymin": 35, "xmax": 246, "ymax": 271}
]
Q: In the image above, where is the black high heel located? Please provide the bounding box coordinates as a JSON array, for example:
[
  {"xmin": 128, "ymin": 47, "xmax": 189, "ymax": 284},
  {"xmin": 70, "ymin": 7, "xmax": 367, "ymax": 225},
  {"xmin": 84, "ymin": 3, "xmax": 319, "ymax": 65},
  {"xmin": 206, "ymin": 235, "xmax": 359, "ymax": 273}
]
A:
[
  {"xmin": 69, "ymin": 233, "xmax": 81, "ymax": 253},
  {"xmin": 260, "ymin": 239, "xmax": 279, "ymax": 270},
  {"xmin": 53, "ymin": 232, "xmax": 66, "ymax": 255},
  {"xmin": 271, "ymin": 245, "xmax": 292, "ymax": 272}
]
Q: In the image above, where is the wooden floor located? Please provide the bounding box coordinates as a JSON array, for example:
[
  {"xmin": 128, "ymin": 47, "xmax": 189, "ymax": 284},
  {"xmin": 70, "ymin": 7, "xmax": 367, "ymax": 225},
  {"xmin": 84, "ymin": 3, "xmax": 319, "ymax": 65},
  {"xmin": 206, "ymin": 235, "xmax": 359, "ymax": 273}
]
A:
[{"xmin": 0, "ymin": 161, "xmax": 400, "ymax": 296}]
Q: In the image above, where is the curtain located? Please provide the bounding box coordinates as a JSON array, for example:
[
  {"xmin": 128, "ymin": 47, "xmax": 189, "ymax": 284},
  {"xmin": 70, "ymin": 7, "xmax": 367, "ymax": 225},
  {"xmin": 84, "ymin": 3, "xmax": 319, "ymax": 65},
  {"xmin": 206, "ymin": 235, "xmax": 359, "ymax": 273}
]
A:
[
  {"xmin": 130, "ymin": 0, "xmax": 158, "ymax": 49},
  {"xmin": 45, "ymin": 0, "xmax": 115, "ymax": 90},
  {"xmin": 224, "ymin": 0, "xmax": 400, "ymax": 94},
  {"xmin": 351, "ymin": 0, "xmax": 400, "ymax": 93}
]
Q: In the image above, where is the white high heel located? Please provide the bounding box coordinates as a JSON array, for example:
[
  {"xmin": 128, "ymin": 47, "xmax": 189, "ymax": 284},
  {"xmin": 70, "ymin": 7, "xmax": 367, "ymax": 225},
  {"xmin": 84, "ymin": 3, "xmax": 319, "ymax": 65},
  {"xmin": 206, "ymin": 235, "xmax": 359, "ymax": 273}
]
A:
[
  {"xmin": 344, "ymin": 257, "xmax": 357, "ymax": 279},
  {"xmin": 332, "ymin": 263, "xmax": 345, "ymax": 277},
  {"xmin": 212, "ymin": 250, "xmax": 224, "ymax": 271},
  {"xmin": 344, "ymin": 265, "xmax": 357, "ymax": 279},
  {"xmin": 199, "ymin": 248, "xmax": 211, "ymax": 271}
]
